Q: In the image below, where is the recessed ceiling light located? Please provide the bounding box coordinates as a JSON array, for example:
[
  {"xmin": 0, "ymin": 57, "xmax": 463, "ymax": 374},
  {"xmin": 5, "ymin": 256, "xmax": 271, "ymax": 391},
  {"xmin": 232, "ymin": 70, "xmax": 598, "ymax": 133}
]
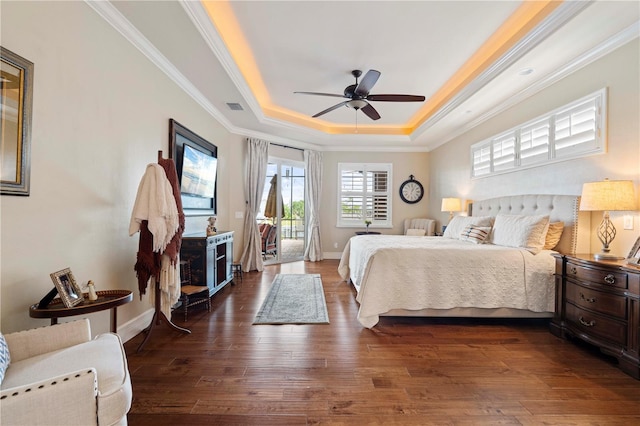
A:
[{"xmin": 518, "ymin": 68, "xmax": 534, "ymax": 76}]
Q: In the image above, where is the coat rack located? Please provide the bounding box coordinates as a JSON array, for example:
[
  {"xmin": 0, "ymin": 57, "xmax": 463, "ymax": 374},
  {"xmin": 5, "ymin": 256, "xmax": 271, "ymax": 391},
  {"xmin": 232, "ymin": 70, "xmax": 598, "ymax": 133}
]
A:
[{"xmin": 136, "ymin": 150, "xmax": 190, "ymax": 352}]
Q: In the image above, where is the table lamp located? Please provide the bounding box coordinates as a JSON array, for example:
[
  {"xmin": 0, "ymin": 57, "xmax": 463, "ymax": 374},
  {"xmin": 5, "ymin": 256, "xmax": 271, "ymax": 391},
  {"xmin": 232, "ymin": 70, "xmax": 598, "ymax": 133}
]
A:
[
  {"xmin": 580, "ymin": 178, "xmax": 637, "ymax": 260},
  {"xmin": 441, "ymin": 197, "xmax": 462, "ymax": 223}
]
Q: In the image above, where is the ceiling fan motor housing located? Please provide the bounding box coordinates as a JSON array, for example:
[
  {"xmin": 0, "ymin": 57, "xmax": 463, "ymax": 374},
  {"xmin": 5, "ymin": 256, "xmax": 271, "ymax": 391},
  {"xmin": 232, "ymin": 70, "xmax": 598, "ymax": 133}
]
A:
[{"xmin": 344, "ymin": 84, "xmax": 360, "ymax": 99}]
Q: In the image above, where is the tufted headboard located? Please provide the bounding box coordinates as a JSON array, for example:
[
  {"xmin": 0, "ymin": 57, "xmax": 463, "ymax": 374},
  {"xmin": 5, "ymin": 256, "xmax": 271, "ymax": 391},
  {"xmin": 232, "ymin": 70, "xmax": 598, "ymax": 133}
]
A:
[{"xmin": 469, "ymin": 194, "xmax": 590, "ymax": 254}]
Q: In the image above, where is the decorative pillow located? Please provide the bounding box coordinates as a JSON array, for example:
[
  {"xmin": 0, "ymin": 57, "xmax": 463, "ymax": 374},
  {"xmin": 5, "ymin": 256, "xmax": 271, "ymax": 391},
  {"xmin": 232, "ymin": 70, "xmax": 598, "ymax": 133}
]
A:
[
  {"xmin": 489, "ymin": 214, "xmax": 550, "ymax": 254},
  {"xmin": 443, "ymin": 216, "xmax": 493, "ymax": 240},
  {"xmin": 460, "ymin": 225, "xmax": 491, "ymax": 244},
  {"xmin": 544, "ymin": 221, "xmax": 564, "ymax": 250},
  {"xmin": 0, "ymin": 332, "xmax": 10, "ymax": 385},
  {"xmin": 406, "ymin": 228, "xmax": 426, "ymax": 236}
]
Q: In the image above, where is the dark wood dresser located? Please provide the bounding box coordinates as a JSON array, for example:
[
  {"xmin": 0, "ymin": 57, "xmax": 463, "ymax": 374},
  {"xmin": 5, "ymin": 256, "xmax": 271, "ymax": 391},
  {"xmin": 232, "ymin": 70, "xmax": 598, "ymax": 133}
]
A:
[{"xmin": 550, "ymin": 253, "xmax": 640, "ymax": 379}]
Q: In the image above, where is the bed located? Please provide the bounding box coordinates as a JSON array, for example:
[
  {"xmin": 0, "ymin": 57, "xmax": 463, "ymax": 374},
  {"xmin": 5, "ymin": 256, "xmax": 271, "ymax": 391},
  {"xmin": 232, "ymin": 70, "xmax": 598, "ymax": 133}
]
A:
[{"xmin": 338, "ymin": 194, "xmax": 590, "ymax": 328}]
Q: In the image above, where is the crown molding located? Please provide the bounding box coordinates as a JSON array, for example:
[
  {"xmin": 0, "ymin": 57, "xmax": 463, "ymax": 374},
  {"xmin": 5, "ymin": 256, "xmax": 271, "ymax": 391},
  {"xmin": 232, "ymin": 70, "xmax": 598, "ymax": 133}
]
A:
[
  {"xmin": 84, "ymin": 0, "xmax": 239, "ymax": 132},
  {"xmin": 179, "ymin": 1, "xmax": 265, "ymax": 121},
  {"xmin": 424, "ymin": 20, "xmax": 640, "ymax": 152},
  {"xmin": 414, "ymin": 0, "xmax": 594, "ymax": 139}
]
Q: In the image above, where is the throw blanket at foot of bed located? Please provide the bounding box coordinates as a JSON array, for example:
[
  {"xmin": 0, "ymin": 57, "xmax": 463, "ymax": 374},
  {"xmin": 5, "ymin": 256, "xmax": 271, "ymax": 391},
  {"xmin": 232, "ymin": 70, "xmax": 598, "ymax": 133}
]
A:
[{"xmin": 338, "ymin": 235, "xmax": 556, "ymax": 328}]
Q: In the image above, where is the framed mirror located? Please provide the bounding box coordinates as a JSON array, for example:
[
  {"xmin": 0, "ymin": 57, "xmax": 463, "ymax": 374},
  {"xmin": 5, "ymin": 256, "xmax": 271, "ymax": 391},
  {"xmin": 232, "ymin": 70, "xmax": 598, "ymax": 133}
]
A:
[{"xmin": 1, "ymin": 47, "xmax": 34, "ymax": 196}]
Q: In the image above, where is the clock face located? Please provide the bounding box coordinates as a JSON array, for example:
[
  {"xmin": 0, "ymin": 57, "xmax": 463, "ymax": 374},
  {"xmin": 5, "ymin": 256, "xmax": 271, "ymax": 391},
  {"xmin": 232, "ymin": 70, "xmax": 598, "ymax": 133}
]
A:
[{"xmin": 400, "ymin": 179, "xmax": 424, "ymax": 204}]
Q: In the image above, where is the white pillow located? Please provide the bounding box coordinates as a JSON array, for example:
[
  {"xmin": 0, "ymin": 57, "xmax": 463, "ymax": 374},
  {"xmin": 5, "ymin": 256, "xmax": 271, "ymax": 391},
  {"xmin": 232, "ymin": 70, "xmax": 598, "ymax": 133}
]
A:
[
  {"xmin": 490, "ymin": 214, "xmax": 550, "ymax": 253},
  {"xmin": 406, "ymin": 228, "xmax": 426, "ymax": 236},
  {"xmin": 460, "ymin": 225, "xmax": 491, "ymax": 244},
  {"xmin": 443, "ymin": 216, "xmax": 493, "ymax": 240}
]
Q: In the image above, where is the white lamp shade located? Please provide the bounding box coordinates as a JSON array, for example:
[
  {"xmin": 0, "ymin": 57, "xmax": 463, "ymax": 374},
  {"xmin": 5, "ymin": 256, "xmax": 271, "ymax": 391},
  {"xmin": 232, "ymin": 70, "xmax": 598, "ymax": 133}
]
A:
[
  {"xmin": 441, "ymin": 197, "xmax": 462, "ymax": 212},
  {"xmin": 580, "ymin": 179, "xmax": 637, "ymax": 211}
]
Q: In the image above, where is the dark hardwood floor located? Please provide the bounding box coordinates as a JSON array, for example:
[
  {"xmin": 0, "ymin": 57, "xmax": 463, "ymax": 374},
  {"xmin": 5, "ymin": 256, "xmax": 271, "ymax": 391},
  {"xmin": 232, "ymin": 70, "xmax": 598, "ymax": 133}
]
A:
[{"xmin": 124, "ymin": 260, "xmax": 640, "ymax": 425}]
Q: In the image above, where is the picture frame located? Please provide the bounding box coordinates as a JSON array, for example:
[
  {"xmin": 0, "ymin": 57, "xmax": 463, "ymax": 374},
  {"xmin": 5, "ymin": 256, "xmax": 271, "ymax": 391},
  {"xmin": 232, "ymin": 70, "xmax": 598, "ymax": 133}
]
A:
[
  {"xmin": 626, "ymin": 236, "xmax": 640, "ymax": 266},
  {"xmin": 1, "ymin": 47, "xmax": 34, "ymax": 196},
  {"xmin": 50, "ymin": 268, "xmax": 84, "ymax": 308}
]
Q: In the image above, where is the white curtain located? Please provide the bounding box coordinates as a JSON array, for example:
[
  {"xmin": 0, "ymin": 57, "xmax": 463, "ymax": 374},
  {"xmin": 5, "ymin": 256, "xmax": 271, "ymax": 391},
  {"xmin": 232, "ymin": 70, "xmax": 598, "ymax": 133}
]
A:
[
  {"xmin": 239, "ymin": 138, "xmax": 269, "ymax": 272},
  {"xmin": 304, "ymin": 150, "xmax": 323, "ymax": 261}
]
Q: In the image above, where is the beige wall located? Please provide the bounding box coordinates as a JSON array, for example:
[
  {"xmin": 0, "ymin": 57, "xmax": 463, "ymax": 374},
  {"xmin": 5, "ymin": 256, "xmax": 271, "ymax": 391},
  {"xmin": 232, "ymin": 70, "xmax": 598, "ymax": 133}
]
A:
[
  {"xmin": 428, "ymin": 39, "xmax": 640, "ymax": 257},
  {"xmin": 320, "ymin": 151, "xmax": 430, "ymax": 257},
  {"xmin": 1, "ymin": 1, "xmax": 245, "ymax": 336}
]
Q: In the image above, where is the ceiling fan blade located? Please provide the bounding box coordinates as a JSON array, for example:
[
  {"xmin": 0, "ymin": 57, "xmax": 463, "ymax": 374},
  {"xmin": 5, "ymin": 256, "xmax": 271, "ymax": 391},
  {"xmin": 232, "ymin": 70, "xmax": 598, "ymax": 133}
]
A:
[
  {"xmin": 361, "ymin": 103, "xmax": 381, "ymax": 120},
  {"xmin": 367, "ymin": 94, "xmax": 426, "ymax": 102},
  {"xmin": 354, "ymin": 69, "xmax": 381, "ymax": 97},
  {"xmin": 294, "ymin": 91, "xmax": 347, "ymax": 98},
  {"xmin": 312, "ymin": 100, "xmax": 349, "ymax": 118}
]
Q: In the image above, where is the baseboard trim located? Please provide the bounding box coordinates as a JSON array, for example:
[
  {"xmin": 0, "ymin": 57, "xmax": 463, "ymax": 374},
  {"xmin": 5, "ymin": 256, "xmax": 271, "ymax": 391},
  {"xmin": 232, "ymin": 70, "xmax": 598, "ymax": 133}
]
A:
[
  {"xmin": 117, "ymin": 308, "xmax": 154, "ymax": 343},
  {"xmin": 323, "ymin": 251, "xmax": 343, "ymax": 260}
]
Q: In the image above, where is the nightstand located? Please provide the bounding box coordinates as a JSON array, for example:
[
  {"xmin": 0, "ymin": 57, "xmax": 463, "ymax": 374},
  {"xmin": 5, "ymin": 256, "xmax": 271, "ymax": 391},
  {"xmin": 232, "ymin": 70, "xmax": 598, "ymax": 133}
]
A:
[{"xmin": 550, "ymin": 253, "xmax": 640, "ymax": 379}]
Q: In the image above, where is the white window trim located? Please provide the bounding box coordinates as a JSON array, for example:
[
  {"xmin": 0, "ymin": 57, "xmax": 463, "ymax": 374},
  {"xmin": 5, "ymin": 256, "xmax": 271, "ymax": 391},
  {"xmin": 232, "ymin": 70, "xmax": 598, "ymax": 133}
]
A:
[
  {"xmin": 471, "ymin": 88, "xmax": 607, "ymax": 179},
  {"xmin": 337, "ymin": 162, "xmax": 393, "ymax": 228}
]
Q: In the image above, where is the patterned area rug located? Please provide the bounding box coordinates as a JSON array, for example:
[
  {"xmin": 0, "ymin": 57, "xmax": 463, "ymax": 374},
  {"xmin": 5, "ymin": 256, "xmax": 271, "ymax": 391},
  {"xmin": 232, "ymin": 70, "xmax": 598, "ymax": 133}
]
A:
[{"xmin": 253, "ymin": 274, "xmax": 329, "ymax": 324}]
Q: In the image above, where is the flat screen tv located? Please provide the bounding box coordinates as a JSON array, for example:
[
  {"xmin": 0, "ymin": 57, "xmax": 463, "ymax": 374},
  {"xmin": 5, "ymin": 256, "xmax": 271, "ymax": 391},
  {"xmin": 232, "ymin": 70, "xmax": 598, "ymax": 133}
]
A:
[
  {"xmin": 180, "ymin": 144, "xmax": 217, "ymax": 198},
  {"xmin": 169, "ymin": 119, "xmax": 217, "ymax": 215}
]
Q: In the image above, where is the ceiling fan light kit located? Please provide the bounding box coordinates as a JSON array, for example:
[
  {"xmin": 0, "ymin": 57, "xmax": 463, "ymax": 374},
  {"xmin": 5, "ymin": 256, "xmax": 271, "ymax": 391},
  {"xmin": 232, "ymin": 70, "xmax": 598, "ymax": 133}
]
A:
[
  {"xmin": 347, "ymin": 100, "xmax": 368, "ymax": 110},
  {"xmin": 295, "ymin": 69, "xmax": 425, "ymax": 121}
]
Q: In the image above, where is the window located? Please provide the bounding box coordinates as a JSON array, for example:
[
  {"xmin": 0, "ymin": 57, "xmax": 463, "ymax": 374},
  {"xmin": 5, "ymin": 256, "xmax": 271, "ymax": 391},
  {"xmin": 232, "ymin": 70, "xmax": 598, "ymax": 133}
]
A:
[
  {"xmin": 338, "ymin": 163, "xmax": 392, "ymax": 228},
  {"xmin": 471, "ymin": 88, "xmax": 606, "ymax": 178}
]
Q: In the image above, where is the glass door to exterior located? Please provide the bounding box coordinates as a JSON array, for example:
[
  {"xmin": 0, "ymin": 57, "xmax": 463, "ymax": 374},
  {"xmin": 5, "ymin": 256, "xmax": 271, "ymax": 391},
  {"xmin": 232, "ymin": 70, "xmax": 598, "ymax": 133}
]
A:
[{"xmin": 259, "ymin": 161, "xmax": 305, "ymax": 264}]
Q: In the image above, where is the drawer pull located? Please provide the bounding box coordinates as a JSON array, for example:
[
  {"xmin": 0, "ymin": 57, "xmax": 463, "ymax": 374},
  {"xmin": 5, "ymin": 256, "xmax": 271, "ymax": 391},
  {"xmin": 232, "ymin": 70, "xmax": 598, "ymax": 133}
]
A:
[
  {"xmin": 603, "ymin": 274, "xmax": 615, "ymax": 285},
  {"xmin": 570, "ymin": 266, "xmax": 577, "ymax": 275},
  {"xmin": 580, "ymin": 293, "xmax": 596, "ymax": 303},
  {"xmin": 578, "ymin": 316, "xmax": 596, "ymax": 327}
]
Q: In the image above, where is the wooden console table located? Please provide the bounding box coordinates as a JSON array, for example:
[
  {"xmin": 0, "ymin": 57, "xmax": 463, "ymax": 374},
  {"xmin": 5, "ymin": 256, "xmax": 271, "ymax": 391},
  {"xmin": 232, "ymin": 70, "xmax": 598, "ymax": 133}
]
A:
[{"xmin": 30, "ymin": 290, "xmax": 133, "ymax": 333}]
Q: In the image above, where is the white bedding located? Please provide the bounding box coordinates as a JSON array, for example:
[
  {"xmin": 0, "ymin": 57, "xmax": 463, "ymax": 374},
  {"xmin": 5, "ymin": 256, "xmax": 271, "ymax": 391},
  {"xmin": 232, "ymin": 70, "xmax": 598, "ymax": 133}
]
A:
[{"xmin": 338, "ymin": 235, "xmax": 556, "ymax": 328}]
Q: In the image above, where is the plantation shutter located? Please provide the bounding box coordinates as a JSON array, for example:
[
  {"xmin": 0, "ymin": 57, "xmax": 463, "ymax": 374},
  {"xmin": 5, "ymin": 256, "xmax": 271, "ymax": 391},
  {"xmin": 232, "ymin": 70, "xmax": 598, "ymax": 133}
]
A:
[
  {"xmin": 371, "ymin": 171, "xmax": 388, "ymax": 221},
  {"xmin": 554, "ymin": 96, "xmax": 600, "ymax": 158},
  {"xmin": 520, "ymin": 119, "xmax": 550, "ymax": 166},
  {"xmin": 338, "ymin": 163, "xmax": 392, "ymax": 227},
  {"xmin": 470, "ymin": 88, "xmax": 605, "ymax": 179},
  {"xmin": 471, "ymin": 143, "xmax": 491, "ymax": 177},
  {"xmin": 491, "ymin": 132, "xmax": 516, "ymax": 172},
  {"xmin": 339, "ymin": 169, "xmax": 364, "ymax": 220}
]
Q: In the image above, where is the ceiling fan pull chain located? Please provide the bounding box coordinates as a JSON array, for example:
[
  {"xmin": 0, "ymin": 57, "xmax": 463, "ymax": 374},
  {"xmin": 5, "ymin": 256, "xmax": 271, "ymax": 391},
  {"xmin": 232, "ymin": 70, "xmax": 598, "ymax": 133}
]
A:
[{"xmin": 355, "ymin": 110, "xmax": 358, "ymax": 133}]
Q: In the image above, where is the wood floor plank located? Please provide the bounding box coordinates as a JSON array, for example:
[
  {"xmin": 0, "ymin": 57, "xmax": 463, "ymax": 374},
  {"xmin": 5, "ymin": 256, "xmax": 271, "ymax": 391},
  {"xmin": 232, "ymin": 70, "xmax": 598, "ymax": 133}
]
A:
[{"xmin": 124, "ymin": 259, "xmax": 640, "ymax": 425}]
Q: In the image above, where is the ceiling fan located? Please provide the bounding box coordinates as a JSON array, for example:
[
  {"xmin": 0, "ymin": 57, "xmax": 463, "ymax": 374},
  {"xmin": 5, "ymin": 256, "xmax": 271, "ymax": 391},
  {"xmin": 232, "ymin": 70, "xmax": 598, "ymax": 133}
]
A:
[{"xmin": 294, "ymin": 69, "xmax": 425, "ymax": 121}]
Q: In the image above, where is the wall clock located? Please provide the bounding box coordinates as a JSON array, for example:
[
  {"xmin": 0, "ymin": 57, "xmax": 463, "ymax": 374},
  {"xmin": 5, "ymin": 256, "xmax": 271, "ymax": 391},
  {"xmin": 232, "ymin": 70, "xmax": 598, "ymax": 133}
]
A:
[{"xmin": 399, "ymin": 175, "xmax": 424, "ymax": 204}]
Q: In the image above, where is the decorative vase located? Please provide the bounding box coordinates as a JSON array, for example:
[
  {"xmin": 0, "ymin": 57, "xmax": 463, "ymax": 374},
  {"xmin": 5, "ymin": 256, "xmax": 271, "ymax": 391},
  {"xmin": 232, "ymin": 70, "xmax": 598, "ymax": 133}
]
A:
[{"xmin": 87, "ymin": 280, "xmax": 98, "ymax": 302}]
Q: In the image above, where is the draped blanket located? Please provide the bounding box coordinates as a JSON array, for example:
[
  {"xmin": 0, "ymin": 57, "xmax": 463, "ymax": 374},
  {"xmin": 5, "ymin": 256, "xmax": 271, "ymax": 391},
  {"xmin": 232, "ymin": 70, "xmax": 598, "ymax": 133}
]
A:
[
  {"xmin": 129, "ymin": 164, "xmax": 179, "ymax": 253},
  {"xmin": 130, "ymin": 161, "xmax": 184, "ymax": 316},
  {"xmin": 338, "ymin": 235, "xmax": 556, "ymax": 328}
]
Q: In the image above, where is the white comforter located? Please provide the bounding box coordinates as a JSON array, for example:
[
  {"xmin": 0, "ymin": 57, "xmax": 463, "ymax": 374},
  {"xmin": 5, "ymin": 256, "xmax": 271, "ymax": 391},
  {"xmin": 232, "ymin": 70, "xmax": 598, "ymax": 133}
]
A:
[{"xmin": 338, "ymin": 235, "xmax": 556, "ymax": 328}]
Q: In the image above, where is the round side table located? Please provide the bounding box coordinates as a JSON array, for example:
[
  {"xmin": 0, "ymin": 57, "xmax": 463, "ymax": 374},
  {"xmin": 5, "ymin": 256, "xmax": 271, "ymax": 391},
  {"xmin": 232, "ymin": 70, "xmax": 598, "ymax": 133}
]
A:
[{"xmin": 30, "ymin": 290, "xmax": 133, "ymax": 333}]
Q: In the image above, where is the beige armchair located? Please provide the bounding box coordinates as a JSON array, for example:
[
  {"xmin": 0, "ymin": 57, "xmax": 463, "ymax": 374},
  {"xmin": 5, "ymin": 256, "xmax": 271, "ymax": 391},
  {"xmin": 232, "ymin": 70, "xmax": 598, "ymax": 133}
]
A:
[
  {"xmin": 403, "ymin": 218, "xmax": 436, "ymax": 236},
  {"xmin": 0, "ymin": 319, "xmax": 132, "ymax": 425}
]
